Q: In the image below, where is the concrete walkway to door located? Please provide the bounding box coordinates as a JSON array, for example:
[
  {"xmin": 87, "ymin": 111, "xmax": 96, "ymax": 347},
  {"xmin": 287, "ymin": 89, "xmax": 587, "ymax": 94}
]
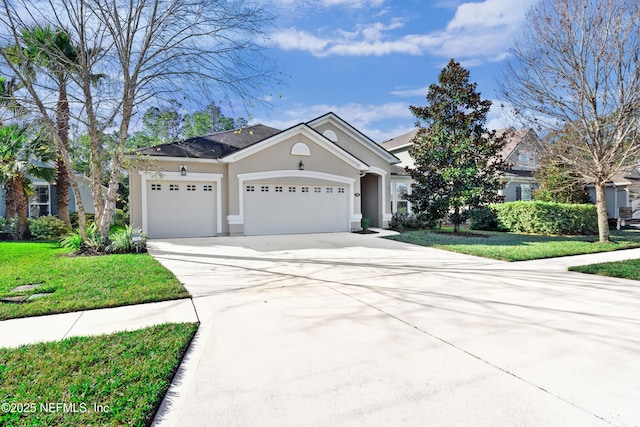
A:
[{"xmin": 149, "ymin": 232, "xmax": 640, "ymax": 426}]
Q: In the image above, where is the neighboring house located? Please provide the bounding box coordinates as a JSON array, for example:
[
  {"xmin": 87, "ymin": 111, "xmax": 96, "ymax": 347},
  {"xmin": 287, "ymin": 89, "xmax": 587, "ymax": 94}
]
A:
[
  {"xmin": 380, "ymin": 127, "xmax": 632, "ymax": 219},
  {"xmin": 128, "ymin": 112, "xmax": 400, "ymax": 238},
  {"xmin": 624, "ymin": 167, "xmax": 640, "ymax": 219},
  {"xmin": 0, "ymin": 162, "xmax": 100, "ymax": 218}
]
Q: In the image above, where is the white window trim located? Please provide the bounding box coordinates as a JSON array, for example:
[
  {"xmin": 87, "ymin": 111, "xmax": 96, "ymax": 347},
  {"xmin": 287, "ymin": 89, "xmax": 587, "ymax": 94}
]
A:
[
  {"xmin": 228, "ymin": 170, "xmax": 359, "ymax": 227},
  {"xmin": 139, "ymin": 171, "xmax": 223, "ymax": 235}
]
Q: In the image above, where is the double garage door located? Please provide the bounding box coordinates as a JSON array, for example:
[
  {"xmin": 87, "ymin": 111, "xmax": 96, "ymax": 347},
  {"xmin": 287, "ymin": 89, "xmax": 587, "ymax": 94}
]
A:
[
  {"xmin": 243, "ymin": 182, "xmax": 349, "ymax": 235},
  {"xmin": 146, "ymin": 180, "xmax": 350, "ymax": 237},
  {"xmin": 147, "ymin": 180, "xmax": 217, "ymax": 238}
]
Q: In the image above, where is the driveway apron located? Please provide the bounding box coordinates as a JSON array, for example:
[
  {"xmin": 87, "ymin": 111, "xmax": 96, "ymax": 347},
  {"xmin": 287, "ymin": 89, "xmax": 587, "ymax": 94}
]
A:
[{"xmin": 149, "ymin": 233, "xmax": 640, "ymax": 426}]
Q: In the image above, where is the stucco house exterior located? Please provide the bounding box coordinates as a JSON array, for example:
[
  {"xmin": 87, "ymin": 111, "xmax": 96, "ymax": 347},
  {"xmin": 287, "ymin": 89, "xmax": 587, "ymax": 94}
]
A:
[{"xmin": 128, "ymin": 113, "xmax": 400, "ymax": 238}]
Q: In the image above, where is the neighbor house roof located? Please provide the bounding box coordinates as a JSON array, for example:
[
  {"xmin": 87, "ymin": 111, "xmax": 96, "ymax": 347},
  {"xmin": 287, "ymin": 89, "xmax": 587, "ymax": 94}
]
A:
[{"xmin": 380, "ymin": 129, "xmax": 418, "ymax": 152}]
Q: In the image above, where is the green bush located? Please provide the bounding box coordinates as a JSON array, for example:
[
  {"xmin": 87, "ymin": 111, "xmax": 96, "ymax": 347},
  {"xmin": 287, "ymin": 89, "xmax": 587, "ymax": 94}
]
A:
[
  {"xmin": 115, "ymin": 208, "xmax": 128, "ymax": 225},
  {"xmin": 60, "ymin": 223, "xmax": 105, "ymax": 254},
  {"xmin": 469, "ymin": 206, "xmax": 501, "ymax": 231},
  {"xmin": 28, "ymin": 216, "xmax": 72, "ymax": 240},
  {"xmin": 107, "ymin": 225, "xmax": 147, "ymax": 254},
  {"xmin": 361, "ymin": 217, "xmax": 371, "ymax": 231},
  {"xmin": 492, "ymin": 201, "xmax": 597, "ymax": 235},
  {"xmin": 389, "ymin": 212, "xmax": 427, "ymax": 231},
  {"xmin": 69, "ymin": 212, "xmax": 96, "ymax": 228},
  {"xmin": 0, "ymin": 217, "xmax": 18, "ymax": 240}
]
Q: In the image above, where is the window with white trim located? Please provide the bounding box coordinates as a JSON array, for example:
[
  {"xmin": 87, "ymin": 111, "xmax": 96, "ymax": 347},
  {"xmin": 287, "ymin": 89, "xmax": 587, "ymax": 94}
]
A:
[
  {"xmin": 326, "ymin": 187, "xmax": 333, "ymax": 193},
  {"xmin": 338, "ymin": 187, "xmax": 345, "ymax": 193},
  {"xmin": 203, "ymin": 185, "xmax": 213, "ymax": 191},
  {"xmin": 314, "ymin": 187, "xmax": 321, "ymax": 193},
  {"xmin": 169, "ymin": 184, "xmax": 179, "ymax": 191},
  {"xmin": 288, "ymin": 186, "xmax": 296, "ymax": 192},
  {"xmin": 246, "ymin": 185, "xmax": 255, "ymax": 192},
  {"xmin": 301, "ymin": 187, "xmax": 309, "ymax": 193},
  {"xmin": 187, "ymin": 184, "xmax": 196, "ymax": 191},
  {"xmin": 261, "ymin": 186, "xmax": 269, "ymax": 192},
  {"xmin": 151, "ymin": 184, "xmax": 161, "ymax": 191},
  {"xmin": 275, "ymin": 186, "xmax": 283, "ymax": 192}
]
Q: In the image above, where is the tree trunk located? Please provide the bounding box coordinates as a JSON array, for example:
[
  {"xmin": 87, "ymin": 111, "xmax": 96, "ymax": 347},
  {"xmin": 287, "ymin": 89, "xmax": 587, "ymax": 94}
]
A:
[
  {"xmin": 55, "ymin": 80, "xmax": 71, "ymax": 226},
  {"xmin": 453, "ymin": 206, "xmax": 460, "ymax": 233},
  {"xmin": 594, "ymin": 182, "xmax": 611, "ymax": 243},
  {"xmin": 13, "ymin": 175, "xmax": 30, "ymax": 240},
  {"xmin": 3, "ymin": 182, "xmax": 16, "ymax": 219}
]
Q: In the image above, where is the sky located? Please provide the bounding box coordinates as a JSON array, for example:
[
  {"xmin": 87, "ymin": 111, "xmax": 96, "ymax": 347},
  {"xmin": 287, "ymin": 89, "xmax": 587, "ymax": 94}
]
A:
[{"xmin": 248, "ymin": 0, "xmax": 537, "ymax": 142}]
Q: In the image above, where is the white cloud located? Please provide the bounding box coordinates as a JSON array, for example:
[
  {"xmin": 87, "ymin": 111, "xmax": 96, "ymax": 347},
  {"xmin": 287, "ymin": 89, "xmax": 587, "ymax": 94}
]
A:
[
  {"xmin": 389, "ymin": 86, "xmax": 429, "ymax": 97},
  {"xmin": 269, "ymin": 0, "xmax": 384, "ymax": 10},
  {"xmin": 270, "ymin": 0, "xmax": 535, "ymax": 64}
]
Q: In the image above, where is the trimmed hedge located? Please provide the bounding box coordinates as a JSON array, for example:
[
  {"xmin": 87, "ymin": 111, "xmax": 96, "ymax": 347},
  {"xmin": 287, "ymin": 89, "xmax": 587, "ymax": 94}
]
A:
[{"xmin": 492, "ymin": 201, "xmax": 597, "ymax": 235}]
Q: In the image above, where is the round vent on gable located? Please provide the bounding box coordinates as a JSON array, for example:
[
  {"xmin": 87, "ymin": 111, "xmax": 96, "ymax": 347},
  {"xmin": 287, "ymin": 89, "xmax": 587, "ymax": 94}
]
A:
[
  {"xmin": 291, "ymin": 142, "xmax": 311, "ymax": 156},
  {"xmin": 322, "ymin": 130, "xmax": 338, "ymax": 142}
]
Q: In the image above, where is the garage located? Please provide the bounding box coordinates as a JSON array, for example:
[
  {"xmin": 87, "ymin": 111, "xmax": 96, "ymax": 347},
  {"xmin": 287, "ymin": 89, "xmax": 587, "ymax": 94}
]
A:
[
  {"xmin": 243, "ymin": 182, "xmax": 349, "ymax": 235},
  {"xmin": 146, "ymin": 180, "xmax": 217, "ymax": 238}
]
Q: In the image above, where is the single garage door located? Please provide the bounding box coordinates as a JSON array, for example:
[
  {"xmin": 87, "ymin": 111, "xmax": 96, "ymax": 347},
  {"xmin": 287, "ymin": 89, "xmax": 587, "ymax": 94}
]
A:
[
  {"xmin": 243, "ymin": 182, "xmax": 349, "ymax": 235},
  {"xmin": 147, "ymin": 181, "xmax": 216, "ymax": 238}
]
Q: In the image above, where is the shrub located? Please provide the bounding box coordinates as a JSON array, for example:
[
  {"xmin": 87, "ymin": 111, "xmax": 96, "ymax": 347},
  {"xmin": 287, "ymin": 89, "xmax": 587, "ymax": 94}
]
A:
[
  {"xmin": 492, "ymin": 201, "xmax": 597, "ymax": 235},
  {"xmin": 60, "ymin": 223, "xmax": 105, "ymax": 254},
  {"xmin": 0, "ymin": 217, "xmax": 18, "ymax": 240},
  {"xmin": 28, "ymin": 216, "xmax": 72, "ymax": 240},
  {"xmin": 469, "ymin": 206, "xmax": 501, "ymax": 231},
  {"xmin": 69, "ymin": 212, "xmax": 96, "ymax": 228},
  {"xmin": 361, "ymin": 217, "xmax": 371, "ymax": 231},
  {"xmin": 107, "ymin": 225, "xmax": 147, "ymax": 254},
  {"xmin": 115, "ymin": 208, "xmax": 128, "ymax": 226},
  {"xmin": 389, "ymin": 212, "xmax": 427, "ymax": 231}
]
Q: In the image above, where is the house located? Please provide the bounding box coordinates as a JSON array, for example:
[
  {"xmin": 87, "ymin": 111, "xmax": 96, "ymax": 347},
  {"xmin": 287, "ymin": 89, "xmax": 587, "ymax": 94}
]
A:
[
  {"xmin": 128, "ymin": 113, "xmax": 401, "ymax": 238},
  {"xmin": 380, "ymin": 127, "xmax": 632, "ymax": 219},
  {"xmin": 380, "ymin": 127, "xmax": 545, "ymax": 214},
  {"xmin": 0, "ymin": 165, "xmax": 100, "ymax": 219}
]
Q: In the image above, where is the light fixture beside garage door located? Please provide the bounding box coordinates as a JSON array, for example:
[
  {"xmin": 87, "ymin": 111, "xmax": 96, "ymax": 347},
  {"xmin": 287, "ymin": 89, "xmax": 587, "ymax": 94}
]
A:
[
  {"xmin": 180, "ymin": 165, "xmax": 187, "ymax": 176},
  {"xmin": 299, "ymin": 161, "xmax": 304, "ymax": 170}
]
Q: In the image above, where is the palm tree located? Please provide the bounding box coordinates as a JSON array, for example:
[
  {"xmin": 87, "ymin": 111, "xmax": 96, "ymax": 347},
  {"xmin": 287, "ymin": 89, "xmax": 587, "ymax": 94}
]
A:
[
  {"xmin": 20, "ymin": 25, "xmax": 78, "ymax": 226},
  {"xmin": 0, "ymin": 124, "xmax": 55, "ymax": 239}
]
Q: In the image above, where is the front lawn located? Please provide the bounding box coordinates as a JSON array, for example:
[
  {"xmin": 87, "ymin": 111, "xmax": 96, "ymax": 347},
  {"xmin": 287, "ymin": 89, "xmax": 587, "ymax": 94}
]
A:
[
  {"xmin": 0, "ymin": 242, "xmax": 189, "ymax": 320},
  {"xmin": 569, "ymin": 259, "xmax": 640, "ymax": 280},
  {"xmin": 387, "ymin": 227, "xmax": 640, "ymax": 261},
  {"xmin": 0, "ymin": 322, "xmax": 198, "ymax": 426}
]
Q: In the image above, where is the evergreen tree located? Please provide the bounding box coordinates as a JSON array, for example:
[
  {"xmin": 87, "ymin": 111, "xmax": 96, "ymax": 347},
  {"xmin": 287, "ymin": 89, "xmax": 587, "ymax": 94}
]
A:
[{"xmin": 408, "ymin": 59, "xmax": 506, "ymax": 232}]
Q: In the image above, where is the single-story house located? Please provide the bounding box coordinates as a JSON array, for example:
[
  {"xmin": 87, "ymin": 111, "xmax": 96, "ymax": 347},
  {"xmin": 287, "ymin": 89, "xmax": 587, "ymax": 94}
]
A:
[
  {"xmin": 380, "ymin": 128, "xmax": 632, "ymax": 218},
  {"xmin": 0, "ymin": 164, "xmax": 99, "ymax": 219},
  {"xmin": 128, "ymin": 112, "xmax": 401, "ymax": 238}
]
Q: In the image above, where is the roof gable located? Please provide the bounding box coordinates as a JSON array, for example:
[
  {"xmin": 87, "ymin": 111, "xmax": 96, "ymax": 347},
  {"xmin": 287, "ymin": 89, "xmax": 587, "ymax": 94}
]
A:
[{"xmin": 306, "ymin": 112, "xmax": 400, "ymax": 164}]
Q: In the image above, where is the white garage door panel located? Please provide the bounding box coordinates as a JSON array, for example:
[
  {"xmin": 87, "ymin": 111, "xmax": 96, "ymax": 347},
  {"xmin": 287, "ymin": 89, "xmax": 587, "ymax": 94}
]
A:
[
  {"xmin": 244, "ymin": 183, "xmax": 349, "ymax": 235},
  {"xmin": 147, "ymin": 181, "xmax": 216, "ymax": 238}
]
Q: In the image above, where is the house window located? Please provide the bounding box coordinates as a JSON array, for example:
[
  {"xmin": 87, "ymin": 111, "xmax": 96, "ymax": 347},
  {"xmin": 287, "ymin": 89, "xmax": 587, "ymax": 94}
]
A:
[
  {"xmin": 338, "ymin": 187, "xmax": 345, "ymax": 193},
  {"xmin": 169, "ymin": 184, "xmax": 179, "ymax": 191},
  {"xmin": 275, "ymin": 186, "xmax": 283, "ymax": 192},
  {"xmin": 517, "ymin": 184, "xmax": 532, "ymax": 201},
  {"xmin": 393, "ymin": 183, "xmax": 411, "ymax": 213},
  {"xmin": 518, "ymin": 152, "xmax": 537, "ymax": 166},
  {"xmin": 246, "ymin": 185, "xmax": 255, "ymax": 192},
  {"xmin": 326, "ymin": 187, "xmax": 333, "ymax": 193},
  {"xmin": 29, "ymin": 185, "xmax": 50, "ymax": 217},
  {"xmin": 203, "ymin": 185, "xmax": 213, "ymax": 191},
  {"xmin": 261, "ymin": 186, "xmax": 269, "ymax": 192},
  {"xmin": 288, "ymin": 186, "xmax": 296, "ymax": 192},
  {"xmin": 187, "ymin": 184, "xmax": 196, "ymax": 191},
  {"xmin": 314, "ymin": 187, "xmax": 321, "ymax": 193},
  {"xmin": 301, "ymin": 187, "xmax": 309, "ymax": 193},
  {"xmin": 151, "ymin": 184, "xmax": 161, "ymax": 191}
]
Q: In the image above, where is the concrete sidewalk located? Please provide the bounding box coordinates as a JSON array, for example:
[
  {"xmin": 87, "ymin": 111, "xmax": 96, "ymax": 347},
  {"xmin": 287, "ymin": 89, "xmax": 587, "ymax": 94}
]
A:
[{"xmin": 0, "ymin": 298, "xmax": 198, "ymax": 348}]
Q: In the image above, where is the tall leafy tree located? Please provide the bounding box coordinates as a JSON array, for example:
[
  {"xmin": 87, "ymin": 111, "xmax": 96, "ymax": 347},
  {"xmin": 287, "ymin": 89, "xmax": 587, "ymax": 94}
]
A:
[
  {"xmin": 408, "ymin": 59, "xmax": 506, "ymax": 233},
  {"xmin": 502, "ymin": 0, "xmax": 640, "ymax": 243},
  {"xmin": 19, "ymin": 25, "xmax": 78, "ymax": 227},
  {"xmin": 0, "ymin": 124, "xmax": 55, "ymax": 239}
]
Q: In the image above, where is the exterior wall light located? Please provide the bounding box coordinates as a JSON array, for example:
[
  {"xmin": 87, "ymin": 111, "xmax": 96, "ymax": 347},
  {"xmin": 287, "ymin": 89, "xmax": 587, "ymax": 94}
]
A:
[
  {"xmin": 180, "ymin": 165, "xmax": 187, "ymax": 176},
  {"xmin": 299, "ymin": 161, "xmax": 304, "ymax": 170}
]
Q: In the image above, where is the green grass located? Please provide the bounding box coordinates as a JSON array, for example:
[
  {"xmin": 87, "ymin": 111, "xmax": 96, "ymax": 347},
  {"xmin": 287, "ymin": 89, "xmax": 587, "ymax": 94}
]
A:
[
  {"xmin": 569, "ymin": 259, "xmax": 640, "ymax": 280},
  {"xmin": 387, "ymin": 227, "xmax": 640, "ymax": 261},
  {"xmin": 0, "ymin": 322, "xmax": 198, "ymax": 426},
  {"xmin": 0, "ymin": 242, "xmax": 190, "ymax": 320}
]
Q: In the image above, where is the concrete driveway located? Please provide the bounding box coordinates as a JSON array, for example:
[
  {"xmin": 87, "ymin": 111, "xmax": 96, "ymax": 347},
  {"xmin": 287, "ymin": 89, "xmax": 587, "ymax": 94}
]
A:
[{"xmin": 149, "ymin": 232, "xmax": 640, "ymax": 426}]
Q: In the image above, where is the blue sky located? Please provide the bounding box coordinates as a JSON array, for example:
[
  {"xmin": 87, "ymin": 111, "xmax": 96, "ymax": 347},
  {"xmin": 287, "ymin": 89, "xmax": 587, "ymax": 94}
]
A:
[{"xmin": 249, "ymin": 0, "xmax": 537, "ymax": 142}]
